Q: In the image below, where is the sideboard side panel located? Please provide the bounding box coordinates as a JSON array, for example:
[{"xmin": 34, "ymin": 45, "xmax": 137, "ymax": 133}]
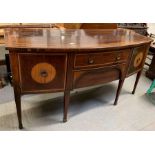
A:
[
  {"xmin": 127, "ymin": 44, "xmax": 150, "ymax": 76},
  {"xmin": 9, "ymin": 51, "xmax": 21, "ymax": 89}
]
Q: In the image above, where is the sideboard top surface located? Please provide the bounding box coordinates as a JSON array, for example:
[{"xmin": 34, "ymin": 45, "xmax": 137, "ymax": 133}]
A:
[{"xmin": 4, "ymin": 28, "xmax": 152, "ymax": 51}]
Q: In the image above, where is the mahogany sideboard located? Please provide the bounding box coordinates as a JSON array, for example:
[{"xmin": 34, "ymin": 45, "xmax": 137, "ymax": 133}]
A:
[{"xmin": 4, "ymin": 28, "xmax": 152, "ymax": 129}]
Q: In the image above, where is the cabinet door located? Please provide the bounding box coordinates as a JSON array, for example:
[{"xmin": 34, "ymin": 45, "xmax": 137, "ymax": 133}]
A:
[
  {"xmin": 18, "ymin": 53, "xmax": 67, "ymax": 93},
  {"xmin": 127, "ymin": 45, "xmax": 147, "ymax": 75}
]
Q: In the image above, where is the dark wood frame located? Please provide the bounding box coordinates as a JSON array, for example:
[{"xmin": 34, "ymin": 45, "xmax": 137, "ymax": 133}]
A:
[{"xmin": 9, "ymin": 45, "xmax": 150, "ymax": 129}]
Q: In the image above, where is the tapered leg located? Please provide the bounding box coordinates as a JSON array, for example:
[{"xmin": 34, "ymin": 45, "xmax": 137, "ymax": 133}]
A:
[
  {"xmin": 63, "ymin": 90, "xmax": 70, "ymax": 122},
  {"xmin": 114, "ymin": 79, "xmax": 125, "ymax": 105},
  {"xmin": 132, "ymin": 70, "xmax": 142, "ymax": 94},
  {"xmin": 14, "ymin": 89, "xmax": 23, "ymax": 129}
]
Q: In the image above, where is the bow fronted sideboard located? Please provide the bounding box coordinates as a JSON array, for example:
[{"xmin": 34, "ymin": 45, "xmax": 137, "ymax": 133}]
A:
[{"xmin": 4, "ymin": 28, "xmax": 152, "ymax": 129}]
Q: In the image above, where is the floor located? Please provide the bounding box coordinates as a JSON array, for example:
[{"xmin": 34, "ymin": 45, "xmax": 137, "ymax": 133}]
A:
[{"xmin": 0, "ymin": 70, "xmax": 155, "ymax": 131}]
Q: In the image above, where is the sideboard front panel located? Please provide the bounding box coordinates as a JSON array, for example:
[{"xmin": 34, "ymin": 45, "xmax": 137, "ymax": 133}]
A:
[
  {"xmin": 127, "ymin": 45, "xmax": 148, "ymax": 76},
  {"xmin": 74, "ymin": 49, "xmax": 131, "ymax": 69},
  {"xmin": 73, "ymin": 64, "xmax": 126, "ymax": 89},
  {"xmin": 18, "ymin": 53, "xmax": 67, "ymax": 93}
]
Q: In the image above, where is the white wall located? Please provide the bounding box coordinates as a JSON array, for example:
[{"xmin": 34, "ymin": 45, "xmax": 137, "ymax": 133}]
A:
[{"xmin": 148, "ymin": 23, "xmax": 155, "ymax": 34}]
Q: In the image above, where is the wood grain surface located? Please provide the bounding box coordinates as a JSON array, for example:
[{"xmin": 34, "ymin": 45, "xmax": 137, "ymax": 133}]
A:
[{"xmin": 4, "ymin": 28, "xmax": 152, "ymax": 51}]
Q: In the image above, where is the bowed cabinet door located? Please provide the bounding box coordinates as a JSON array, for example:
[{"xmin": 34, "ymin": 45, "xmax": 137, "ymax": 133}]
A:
[
  {"xmin": 127, "ymin": 45, "xmax": 149, "ymax": 76},
  {"xmin": 18, "ymin": 53, "xmax": 67, "ymax": 93}
]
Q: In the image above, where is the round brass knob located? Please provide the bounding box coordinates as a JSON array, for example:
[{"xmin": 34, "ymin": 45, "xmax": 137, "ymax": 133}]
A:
[
  {"xmin": 40, "ymin": 70, "xmax": 48, "ymax": 77},
  {"xmin": 116, "ymin": 56, "xmax": 121, "ymax": 61},
  {"xmin": 88, "ymin": 59, "xmax": 94, "ymax": 64}
]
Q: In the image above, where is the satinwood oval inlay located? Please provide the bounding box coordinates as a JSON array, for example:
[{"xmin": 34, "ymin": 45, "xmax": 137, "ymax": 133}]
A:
[
  {"xmin": 31, "ymin": 63, "xmax": 56, "ymax": 84},
  {"xmin": 134, "ymin": 52, "xmax": 143, "ymax": 68}
]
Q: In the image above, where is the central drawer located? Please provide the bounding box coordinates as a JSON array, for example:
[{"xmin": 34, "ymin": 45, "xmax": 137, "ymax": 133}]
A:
[
  {"xmin": 73, "ymin": 64, "xmax": 126, "ymax": 89},
  {"xmin": 74, "ymin": 49, "xmax": 131, "ymax": 69}
]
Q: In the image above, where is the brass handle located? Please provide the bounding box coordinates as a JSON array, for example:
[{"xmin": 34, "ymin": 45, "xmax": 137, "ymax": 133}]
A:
[
  {"xmin": 40, "ymin": 70, "xmax": 48, "ymax": 77},
  {"xmin": 116, "ymin": 56, "xmax": 121, "ymax": 61},
  {"xmin": 88, "ymin": 59, "xmax": 94, "ymax": 64}
]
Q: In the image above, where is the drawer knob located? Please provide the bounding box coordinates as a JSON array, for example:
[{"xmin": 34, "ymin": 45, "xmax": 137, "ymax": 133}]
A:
[
  {"xmin": 116, "ymin": 56, "xmax": 121, "ymax": 61},
  {"xmin": 40, "ymin": 70, "xmax": 48, "ymax": 77},
  {"xmin": 88, "ymin": 59, "xmax": 94, "ymax": 64}
]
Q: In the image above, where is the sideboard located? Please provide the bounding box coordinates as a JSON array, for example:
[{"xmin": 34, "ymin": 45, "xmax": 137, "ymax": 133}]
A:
[{"xmin": 4, "ymin": 28, "xmax": 152, "ymax": 129}]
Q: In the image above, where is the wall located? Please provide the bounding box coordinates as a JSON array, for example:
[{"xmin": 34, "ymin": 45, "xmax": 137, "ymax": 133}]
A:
[{"xmin": 148, "ymin": 23, "xmax": 155, "ymax": 34}]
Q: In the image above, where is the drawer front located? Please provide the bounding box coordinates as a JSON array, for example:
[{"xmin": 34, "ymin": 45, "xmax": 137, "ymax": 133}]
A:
[
  {"xmin": 73, "ymin": 64, "xmax": 126, "ymax": 89},
  {"xmin": 18, "ymin": 53, "xmax": 67, "ymax": 93},
  {"xmin": 74, "ymin": 49, "xmax": 131, "ymax": 69},
  {"xmin": 127, "ymin": 45, "xmax": 147, "ymax": 75}
]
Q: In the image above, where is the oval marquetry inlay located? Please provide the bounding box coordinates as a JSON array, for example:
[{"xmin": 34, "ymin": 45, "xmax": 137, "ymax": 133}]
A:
[
  {"xmin": 31, "ymin": 63, "xmax": 56, "ymax": 84},
  {"xmin": 133, "ymin": 52, "xmax": 143, "ymax": 68}
]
